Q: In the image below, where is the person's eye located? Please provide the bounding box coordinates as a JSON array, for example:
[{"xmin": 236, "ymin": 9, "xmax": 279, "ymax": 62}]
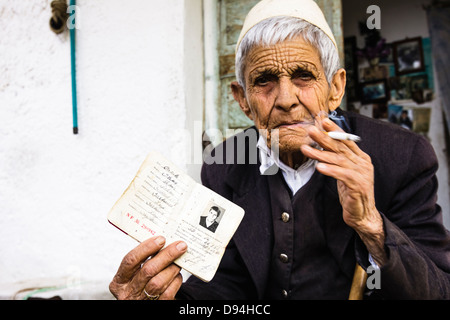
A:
[
  {"xmin": 254, "ymin": 74, "xmax": 277, "ymax": 86},
  {"xmin": 293, "ymin": 71, "xmax": 315, "ymax": 81}
]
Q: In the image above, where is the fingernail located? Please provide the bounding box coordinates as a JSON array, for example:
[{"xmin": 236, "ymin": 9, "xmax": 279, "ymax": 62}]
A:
[
  {"xmin": 154, "ymin": 236, "xmax": 165, "ymax": 246},
  {"xmin": 176, "ymin": 242, "xmax": 187, "ymax": 251}
]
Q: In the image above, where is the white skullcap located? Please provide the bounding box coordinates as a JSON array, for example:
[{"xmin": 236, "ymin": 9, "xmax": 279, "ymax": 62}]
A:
[{"xmin": 236, "ymin": 0, "xmax": 337, "ymax": 52}]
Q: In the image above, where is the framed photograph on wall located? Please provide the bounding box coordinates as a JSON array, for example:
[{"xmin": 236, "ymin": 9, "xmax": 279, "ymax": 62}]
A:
[
  {"xmin": 392, "ymin": 37, "xmax": 425, "ymax": 75},
  {"xmin": 412, "ymin": 107, "xmax": 431, "ymax": 133},
  {"xmin": 361, "ymin": 79, "xmax": 390, "ymax": 104}
]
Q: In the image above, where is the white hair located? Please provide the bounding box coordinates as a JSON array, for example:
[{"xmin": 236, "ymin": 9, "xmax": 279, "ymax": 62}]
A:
[{"xmin": 235, "ymin": 16, "xmax": 341, "ymax": 89}]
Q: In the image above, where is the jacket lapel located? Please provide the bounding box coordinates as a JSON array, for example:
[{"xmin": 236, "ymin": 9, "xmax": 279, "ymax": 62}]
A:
[
  {"xmin": 324, "ymin": 109, "xmax": 360, "ymax": 279},
  {"xmin": 224, "ymin": 161, "xmax": 273, "ymax": 298},
  {"xmin": 320, "ymin": 175, "xmax": 357, "ymax": 279}
]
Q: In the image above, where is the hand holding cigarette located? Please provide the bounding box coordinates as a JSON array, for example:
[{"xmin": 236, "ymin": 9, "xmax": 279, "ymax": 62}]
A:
[{"xmin": 300, "ymin": 118, "xmax": 384, "ymax": 267}]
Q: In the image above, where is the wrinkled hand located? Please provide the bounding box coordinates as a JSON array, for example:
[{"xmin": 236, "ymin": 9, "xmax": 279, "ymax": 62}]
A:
[
  {"xmin": 109, "ymin": 236, "xmax": 187, "ymax": 300},
  {"xmin": 301, "ymin": 118, "xmax": 376, "ymax": 229},
  {"xmin": 300, "ymin": 118, "xmax": 386, "ymax": 265}
]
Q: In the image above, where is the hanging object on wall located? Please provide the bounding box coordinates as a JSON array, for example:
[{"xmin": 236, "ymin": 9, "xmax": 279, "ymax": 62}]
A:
[
  {"xmin": 49, "ymin": 0, "xmax": 68, "ymax": 34},
  {"xmin": 49, "ymin": 0, "xmax": 79, "ymax": 135}
]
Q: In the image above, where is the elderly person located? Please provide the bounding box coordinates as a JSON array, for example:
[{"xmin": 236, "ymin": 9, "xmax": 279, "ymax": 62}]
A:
[{"xmin": 109, "ymin": 0, "xmax": 450, "ymax": 300}]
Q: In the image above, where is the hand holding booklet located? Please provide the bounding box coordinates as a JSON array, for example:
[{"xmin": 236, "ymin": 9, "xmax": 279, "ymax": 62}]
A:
[{"xmin": 108, "ymin": 152, "xmax": 245, "ymax": 282}]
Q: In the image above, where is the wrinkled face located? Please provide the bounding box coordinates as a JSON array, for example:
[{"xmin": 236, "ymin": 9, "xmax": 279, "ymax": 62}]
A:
[{"xmin": 232, "ymin": 36, "xmax": 344, "ymax": 155}]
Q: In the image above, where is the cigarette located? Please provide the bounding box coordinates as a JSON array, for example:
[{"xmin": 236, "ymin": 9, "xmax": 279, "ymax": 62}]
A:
[{"xmin": 325, "ymin": 131, "xmax": 361, "ymax": 142}]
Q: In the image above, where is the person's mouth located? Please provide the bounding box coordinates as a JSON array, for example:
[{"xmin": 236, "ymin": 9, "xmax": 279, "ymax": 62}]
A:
[{"xmin": 276, "ymin": 121, "xmax": 315, "ymax": 129}]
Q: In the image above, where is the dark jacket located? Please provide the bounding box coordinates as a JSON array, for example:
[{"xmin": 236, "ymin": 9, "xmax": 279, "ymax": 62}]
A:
[{"xmin": 178, "ymin": 110, "xmax": 450, "ymax": 299}]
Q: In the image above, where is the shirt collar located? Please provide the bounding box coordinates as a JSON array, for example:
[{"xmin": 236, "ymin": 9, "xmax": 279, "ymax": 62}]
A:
[{"xmin": 256, "ymin": 135, "xmax": 316, "ymax": 176}]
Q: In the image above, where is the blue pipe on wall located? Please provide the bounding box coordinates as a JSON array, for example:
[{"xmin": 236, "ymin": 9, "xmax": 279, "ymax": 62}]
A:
[{"xmin": 69, "ymin": 0, "xmax": 78, "ymax": 134}]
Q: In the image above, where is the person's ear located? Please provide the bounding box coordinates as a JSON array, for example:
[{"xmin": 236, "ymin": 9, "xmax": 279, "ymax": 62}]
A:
[
  {"xmin": 231, "ymin": 81, "xmax": 253, "ymax": 120},
  {"xmin": 328, "ymin": 68, "xmax": 346, "ymax": 112}
]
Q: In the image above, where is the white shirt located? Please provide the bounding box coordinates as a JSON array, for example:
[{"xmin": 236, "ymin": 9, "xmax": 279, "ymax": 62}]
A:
[{"xmin": 256, "ymin": 135, "xmax": 316, "ymax": 195}]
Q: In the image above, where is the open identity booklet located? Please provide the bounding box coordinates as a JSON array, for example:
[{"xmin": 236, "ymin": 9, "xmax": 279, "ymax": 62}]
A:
[{"xmin": 108, "ymin": 152, "xmax": 245, "ymax": 282}]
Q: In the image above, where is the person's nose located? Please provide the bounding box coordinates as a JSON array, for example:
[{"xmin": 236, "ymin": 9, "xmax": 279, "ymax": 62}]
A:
[{"xmin": 274, "ymin": 78, "xmax": 298, "ymax": 111}]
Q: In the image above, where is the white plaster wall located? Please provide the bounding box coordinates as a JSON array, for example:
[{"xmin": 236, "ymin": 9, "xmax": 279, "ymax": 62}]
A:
[{"xmin": 0, "ymin": 0, "xmax": 203, "ymax": 297}]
